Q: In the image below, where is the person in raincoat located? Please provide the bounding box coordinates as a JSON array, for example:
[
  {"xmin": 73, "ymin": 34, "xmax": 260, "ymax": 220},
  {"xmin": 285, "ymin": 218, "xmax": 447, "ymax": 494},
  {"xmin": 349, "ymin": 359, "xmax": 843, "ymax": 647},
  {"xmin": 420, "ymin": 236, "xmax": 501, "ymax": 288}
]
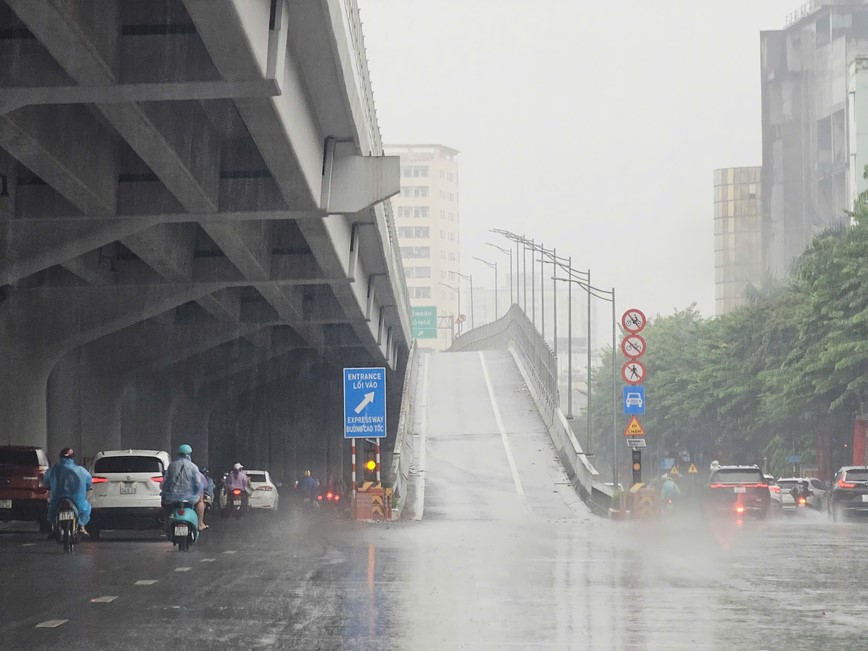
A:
[
  {"xmin": 160, "ymin": 444, "xmax": 205, "ymax": 531},
  {"xmin": 661, "ymin": 475, "xmax": 682, "ymax": 503},
  {"xmin": 42, "ymin": 447, "xmax": 93, "ymax": 536}
]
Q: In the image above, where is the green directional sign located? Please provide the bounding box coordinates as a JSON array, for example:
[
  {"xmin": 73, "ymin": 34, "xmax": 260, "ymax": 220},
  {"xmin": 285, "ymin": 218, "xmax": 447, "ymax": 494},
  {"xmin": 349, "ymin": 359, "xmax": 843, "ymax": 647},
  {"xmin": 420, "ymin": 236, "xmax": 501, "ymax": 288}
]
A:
[{"xmin": 412, "ymin": 306, "xmax": 438, "ymax": 339}]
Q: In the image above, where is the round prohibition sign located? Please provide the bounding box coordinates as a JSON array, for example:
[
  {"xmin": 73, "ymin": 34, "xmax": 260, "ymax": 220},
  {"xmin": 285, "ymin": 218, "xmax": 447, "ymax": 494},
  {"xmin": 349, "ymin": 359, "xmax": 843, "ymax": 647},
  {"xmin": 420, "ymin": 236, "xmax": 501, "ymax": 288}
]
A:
[
  {"xmin": 621, "ymin": 334, "xmax": 647, "ymax": 359},
  {"xmin": 621, "ymin": 308, "xmax": 647, "ymax": 334},
  {"xmin": 621, "ymin": 359, "xmax": 646, "ymax": 385}
]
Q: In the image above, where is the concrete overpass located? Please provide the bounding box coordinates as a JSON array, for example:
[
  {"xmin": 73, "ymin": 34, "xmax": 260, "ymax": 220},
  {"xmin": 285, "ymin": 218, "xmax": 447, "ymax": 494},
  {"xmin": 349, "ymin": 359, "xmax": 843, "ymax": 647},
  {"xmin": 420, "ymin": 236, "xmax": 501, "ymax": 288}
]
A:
[{"xmin": 0, "ymin": 0, "xmax": 411, "ymax": 477}]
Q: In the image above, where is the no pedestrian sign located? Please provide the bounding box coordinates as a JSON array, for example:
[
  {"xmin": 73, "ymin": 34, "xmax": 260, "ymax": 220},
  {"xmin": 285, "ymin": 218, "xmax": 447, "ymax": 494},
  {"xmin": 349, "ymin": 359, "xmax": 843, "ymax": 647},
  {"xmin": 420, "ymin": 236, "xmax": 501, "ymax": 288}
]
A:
[{"xmin": 343, "ymin": 367, "xmax": 387, "ymax": 439}]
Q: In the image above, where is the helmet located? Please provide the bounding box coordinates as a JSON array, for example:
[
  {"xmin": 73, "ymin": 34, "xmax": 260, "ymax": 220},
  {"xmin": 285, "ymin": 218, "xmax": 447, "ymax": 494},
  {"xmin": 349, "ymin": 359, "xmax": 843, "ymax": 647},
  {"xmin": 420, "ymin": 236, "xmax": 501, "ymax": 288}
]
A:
[
  {"xmin": 59, "ymin": 447, "xmax": 75, "ymax": 459},
  {"xmin": 178, "ymin": 444, "xmax": 193, "ymax": 455},
  {"xmin": 233, "ymin": 463, "xmax": 243, "ymax": 470},
  {"xmin": 303, "ymin": 470, "xmax": 311, "ymax": 477},
  {"xmin": 201, "ymin": 468, "xmax": 209, "ymax": 475}
]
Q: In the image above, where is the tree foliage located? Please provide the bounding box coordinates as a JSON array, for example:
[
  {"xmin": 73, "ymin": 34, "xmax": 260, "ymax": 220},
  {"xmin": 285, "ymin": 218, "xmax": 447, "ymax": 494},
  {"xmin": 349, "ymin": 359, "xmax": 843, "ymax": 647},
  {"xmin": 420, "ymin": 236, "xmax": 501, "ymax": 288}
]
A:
[{"xmin": 581, "ymin": 207, "xmax": 868, "ymax": 478}]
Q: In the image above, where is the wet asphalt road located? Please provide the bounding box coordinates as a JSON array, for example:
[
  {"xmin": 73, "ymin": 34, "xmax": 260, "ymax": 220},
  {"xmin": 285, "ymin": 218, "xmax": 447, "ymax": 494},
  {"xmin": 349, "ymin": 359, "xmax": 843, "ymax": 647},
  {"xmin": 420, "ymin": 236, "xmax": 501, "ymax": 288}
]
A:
[{"xmin": 2, "ymin": 351, "xmax": 868, "ymax": 650}]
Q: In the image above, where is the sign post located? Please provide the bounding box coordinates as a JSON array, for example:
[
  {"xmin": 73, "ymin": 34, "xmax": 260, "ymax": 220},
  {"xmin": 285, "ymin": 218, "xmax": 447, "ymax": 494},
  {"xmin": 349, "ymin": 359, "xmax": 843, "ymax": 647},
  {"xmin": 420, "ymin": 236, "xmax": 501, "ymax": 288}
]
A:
[
  {"xmin": 343, "ymin": 368, "xmax": 387, "ymax": 439},
  {"xmin": 621, "ymin": 308, "xmax": 648, "ymax": 487}
]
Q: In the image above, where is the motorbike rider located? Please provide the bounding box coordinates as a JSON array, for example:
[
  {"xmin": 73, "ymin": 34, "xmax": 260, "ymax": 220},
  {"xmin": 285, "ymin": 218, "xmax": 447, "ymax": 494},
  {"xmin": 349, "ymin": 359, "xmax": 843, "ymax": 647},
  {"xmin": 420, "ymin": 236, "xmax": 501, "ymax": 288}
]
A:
[
  {"xmin": 297, "ymin": 470, "xmax": 319, "ymax": 504},
  {"xmin": 160, "ymin": 444, "xmax": 205, "ymax": 531},
  {"xmin": 42, "ymin": 447, "xmax": 93, "ymax": 537},
  {"xmin": 791, "ymin": 479, "xmax": 812, "ymax": 505},
  {"xmin": 224, "ymin": 463, "xmax": 251, "ymax": 510},
  {"xmin": 661, "ymin": 474, "xmax": 681, "ymax": 504}
]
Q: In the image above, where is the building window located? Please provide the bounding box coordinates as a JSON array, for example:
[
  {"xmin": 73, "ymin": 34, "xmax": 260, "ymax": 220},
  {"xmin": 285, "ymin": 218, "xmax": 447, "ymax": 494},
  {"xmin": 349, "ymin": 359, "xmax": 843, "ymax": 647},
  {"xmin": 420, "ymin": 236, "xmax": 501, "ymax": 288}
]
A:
[
  {"xmin": 414, "ymin": 207, "xmax": 429, "ymax": 218},
  {"xmin": 409, "ymin": 286, "xmax": 432, "ymax": 298},
  {"xmin": 401, "ymin": 186, "xmax": 429, "ymax": 198},
  {"xmin": 448, "ymin": 252, "xmax": 456, "ymax": 261},
  {"xmin": 398, "ymin": 226, "xmax": 430, "ymax": 238},
  {"xmin": 405, "ymin": 266, "xmax": 431, "ymax": 278},
  {"xmin": 400, "ymin": 246, "xmax": 430, "ymax": 259},
  {"xmin": 448, "ymin": 232, "xmax": 455, "ymax": 241}
]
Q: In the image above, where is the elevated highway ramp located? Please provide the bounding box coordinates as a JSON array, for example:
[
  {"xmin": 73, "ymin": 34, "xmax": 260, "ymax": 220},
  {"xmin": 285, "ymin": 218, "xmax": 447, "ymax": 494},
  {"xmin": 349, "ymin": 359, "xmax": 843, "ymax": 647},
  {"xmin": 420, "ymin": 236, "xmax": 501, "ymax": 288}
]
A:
[{"xmin": 413, "ymin": 350, "xmax": 587, "ymax": 522}]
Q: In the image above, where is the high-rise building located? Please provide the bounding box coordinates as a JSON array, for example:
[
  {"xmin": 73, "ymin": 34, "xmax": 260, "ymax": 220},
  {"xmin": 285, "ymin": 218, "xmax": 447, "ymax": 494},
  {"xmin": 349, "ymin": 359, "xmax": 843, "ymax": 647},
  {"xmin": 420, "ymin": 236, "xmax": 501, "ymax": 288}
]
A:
[
  {"xmin": 714, "ymin": 167, "xmax": 763, "ymax": 315},
  {"xmin": 761, "ymin": 1, "xmax": 868, "ymax": 278},
  {"xmin": 386, "ymin": 144, "xmax": 460, "ymax": 350}
]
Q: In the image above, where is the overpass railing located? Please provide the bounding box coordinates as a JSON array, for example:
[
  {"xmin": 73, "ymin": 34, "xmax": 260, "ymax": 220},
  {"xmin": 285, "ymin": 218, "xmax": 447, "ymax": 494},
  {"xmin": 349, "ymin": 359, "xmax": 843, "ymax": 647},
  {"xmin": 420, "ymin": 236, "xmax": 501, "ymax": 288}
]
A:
[
  {"xmin": 386, "ymin": 340, "xmax": 419, "ymax": 517},
  {"xmin": 450, "ymin": 305, "xmax": 610, "ymax": 516}
]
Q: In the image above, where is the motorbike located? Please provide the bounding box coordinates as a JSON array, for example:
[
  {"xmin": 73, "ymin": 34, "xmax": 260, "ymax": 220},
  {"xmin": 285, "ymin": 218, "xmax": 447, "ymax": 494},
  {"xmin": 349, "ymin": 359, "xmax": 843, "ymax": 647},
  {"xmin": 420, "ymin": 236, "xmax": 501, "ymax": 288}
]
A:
[
  {"xmin": 54, "ymin": 498, "xmax": 81, "ymax": 554},
  {"xmin": 168, "ymin": 501, "xmax": 199, "ymax": 552},
  {"xmin": 222, "ymin": 488, "xmax": 247, "ymax": 520}
]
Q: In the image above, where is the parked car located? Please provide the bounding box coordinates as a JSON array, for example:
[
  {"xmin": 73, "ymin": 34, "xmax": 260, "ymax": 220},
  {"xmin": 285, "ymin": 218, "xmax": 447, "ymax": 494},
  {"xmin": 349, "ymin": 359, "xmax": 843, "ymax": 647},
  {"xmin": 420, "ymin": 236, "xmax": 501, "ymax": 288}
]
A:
[
  {"xmin": 828, "ymin": 466, "xmax": 868, "ymax": 521},
  {"xmin": 764, "ymin": 474, "xmax": 783, "ymax": 516},
  {"xmin": 218, "ymin": 469, "xmax": 279, "ymax": 513},
  {"xmin": 702, "ymin": 465, "xmax": 770, "ymax": 519},
  {"xmin": 0, "ymin": 446, "xmax": 50, "ymax": 530},
  {"xmin": 778, "ymin": 477, "xmax": 826, "ymax": 512},
  {"xmin": 88, "ymin": 450, "xmax": 170, "ymax": 539}
]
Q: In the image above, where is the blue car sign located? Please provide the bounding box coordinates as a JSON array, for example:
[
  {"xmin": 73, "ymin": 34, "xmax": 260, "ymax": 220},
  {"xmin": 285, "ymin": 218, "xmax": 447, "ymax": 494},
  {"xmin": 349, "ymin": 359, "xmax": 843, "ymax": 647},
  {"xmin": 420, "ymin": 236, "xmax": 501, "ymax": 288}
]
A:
[{"xmin": 623, "ymin": 385, "xmax": 645, "ymax": 415}]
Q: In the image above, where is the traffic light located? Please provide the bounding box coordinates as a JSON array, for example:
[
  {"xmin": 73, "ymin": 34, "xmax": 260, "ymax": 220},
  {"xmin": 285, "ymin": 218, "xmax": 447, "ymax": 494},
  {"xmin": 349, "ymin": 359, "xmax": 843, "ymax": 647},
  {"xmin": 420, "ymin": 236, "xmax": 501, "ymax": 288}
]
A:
[
  {"xmin": 631, "ymin": 449, "xmax": 642, "ymax": 485},
  {"xmin": 364, "ymin": 451, "xmax": 378, "ymax": 481}
]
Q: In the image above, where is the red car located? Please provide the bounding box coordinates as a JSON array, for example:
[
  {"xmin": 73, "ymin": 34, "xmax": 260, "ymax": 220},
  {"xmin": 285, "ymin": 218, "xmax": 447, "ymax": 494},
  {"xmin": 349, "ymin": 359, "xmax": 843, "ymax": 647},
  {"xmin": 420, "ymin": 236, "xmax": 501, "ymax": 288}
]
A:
[{"xmin": 0, "ymin": 446, "xmax": 51, "ymax": 530}]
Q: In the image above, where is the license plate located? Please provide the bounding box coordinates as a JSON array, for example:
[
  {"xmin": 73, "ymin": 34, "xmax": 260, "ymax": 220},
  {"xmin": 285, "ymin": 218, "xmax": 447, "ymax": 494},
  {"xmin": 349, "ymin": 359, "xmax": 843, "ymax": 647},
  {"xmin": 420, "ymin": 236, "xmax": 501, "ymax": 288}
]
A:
[
  {"xmin": 233, "ymin": 500, "xmax": 241, "ymax": 506},
  {"xmin": 734, "ymin": 487, "xmax": 746, "ymax": 494},
  {"xmin": 861, "ymin": 494, "xmax": 868, "ymax": 503},
  {"xmin": 0, "ymin": 499, "xmax": 10, "ymax": 509},
  {"xmin": 59, "ymin": 511, "xmax": 74, "ymax": 521},
  {"xmin": 174, "ymin": 525, "xmax": 187, "ymax": 538},
  {"xmin": 120, "ymin": 483, "xmax": 137, "ymax": 495}
]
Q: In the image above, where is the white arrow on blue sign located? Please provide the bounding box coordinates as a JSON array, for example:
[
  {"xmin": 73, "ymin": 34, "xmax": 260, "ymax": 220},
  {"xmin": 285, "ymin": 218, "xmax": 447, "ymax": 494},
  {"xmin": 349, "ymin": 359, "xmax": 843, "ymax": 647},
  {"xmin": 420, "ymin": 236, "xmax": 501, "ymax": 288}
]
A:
[
  {"xmin": 343, "ymin": 367, "xmax": 387, "ymax": 439},
  {"xmin": 623, "ymin": 385, "xmax": 645, "ymax": 415}
]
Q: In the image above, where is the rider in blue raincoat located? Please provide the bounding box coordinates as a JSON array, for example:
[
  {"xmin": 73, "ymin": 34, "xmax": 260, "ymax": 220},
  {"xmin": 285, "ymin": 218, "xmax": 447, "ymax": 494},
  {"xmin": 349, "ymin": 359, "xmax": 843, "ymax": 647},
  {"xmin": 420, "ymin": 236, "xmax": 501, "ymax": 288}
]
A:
[
  {"xmin": 42, "ymin": 447, "xmax": 93, "ymax": 535},
  {"xmin": 161, "ymin": 444, "xmax": 205, "ymax": 530}
]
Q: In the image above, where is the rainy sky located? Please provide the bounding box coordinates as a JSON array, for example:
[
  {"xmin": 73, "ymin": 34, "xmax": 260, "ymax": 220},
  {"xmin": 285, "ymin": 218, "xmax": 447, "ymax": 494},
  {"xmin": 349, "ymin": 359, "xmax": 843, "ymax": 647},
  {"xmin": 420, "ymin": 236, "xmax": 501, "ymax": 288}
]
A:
[{"xmin": 359, "ymin": 0, "xmax": 800, "ymax": 319}]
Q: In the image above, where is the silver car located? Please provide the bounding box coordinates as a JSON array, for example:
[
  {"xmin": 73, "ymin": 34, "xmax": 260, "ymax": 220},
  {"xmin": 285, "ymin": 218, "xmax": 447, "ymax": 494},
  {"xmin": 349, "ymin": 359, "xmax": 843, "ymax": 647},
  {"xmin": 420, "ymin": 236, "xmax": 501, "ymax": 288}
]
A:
[{"xmin": 764, "ymin": 474, "xmax": 784, "ymax": 515}]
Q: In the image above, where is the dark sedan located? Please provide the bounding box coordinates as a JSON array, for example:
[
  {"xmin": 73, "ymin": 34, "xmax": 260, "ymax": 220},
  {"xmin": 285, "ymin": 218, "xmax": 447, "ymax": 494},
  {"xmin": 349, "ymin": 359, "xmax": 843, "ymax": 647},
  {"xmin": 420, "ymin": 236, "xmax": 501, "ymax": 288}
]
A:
[
  {"xmin": 702, "ymin": 465, "xmax": 770, "ymax": 519},
  {"xmin": 828, "ymin": 466, "xmax": 868, "ymax": 521}
]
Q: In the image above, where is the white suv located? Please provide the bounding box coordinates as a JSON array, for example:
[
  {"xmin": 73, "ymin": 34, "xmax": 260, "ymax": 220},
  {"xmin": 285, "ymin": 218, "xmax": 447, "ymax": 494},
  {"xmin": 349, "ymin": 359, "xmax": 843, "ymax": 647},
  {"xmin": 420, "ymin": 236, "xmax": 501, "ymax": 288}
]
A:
[{"xmin": 88, "ymin": 450, "xmax": 170, "ymax": 540}]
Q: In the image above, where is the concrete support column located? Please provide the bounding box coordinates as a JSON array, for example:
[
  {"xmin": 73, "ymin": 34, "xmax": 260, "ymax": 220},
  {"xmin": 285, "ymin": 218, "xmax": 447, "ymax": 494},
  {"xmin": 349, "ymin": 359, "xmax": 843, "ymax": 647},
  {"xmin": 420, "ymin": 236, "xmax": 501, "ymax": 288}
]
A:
[
  {"xmin": 0, "ymin": 345, "xmax": 53, "ymax": 447},
  {"xmin": 121, "ymin": 373, "xmax": 175, "ymax": 452},
  {"xmin": 47, "ymin": 350, "xmax": 125, "ymax": 460}
]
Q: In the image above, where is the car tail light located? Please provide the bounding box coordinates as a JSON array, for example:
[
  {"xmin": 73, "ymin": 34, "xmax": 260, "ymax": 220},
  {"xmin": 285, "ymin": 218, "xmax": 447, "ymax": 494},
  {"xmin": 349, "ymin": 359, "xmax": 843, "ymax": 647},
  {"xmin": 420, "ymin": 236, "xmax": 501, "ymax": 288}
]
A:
[
  {"xmin": 735, "ymin": 505, "xmax": 745, "ymax": 514},
  {"xmin": 770, "ymin": 485, "xmax": 781, "ymax": 494},
  {"xmin": 838, "ymin": 479, "xmax": 857, "ymax": 489},
  {"xmin": 334, "ymin": 495, "xmax": 340, "ymax": 501},
  {"xmin": 798, "ymin": 497, "xmax": 807, "ymax": 505},
  {"xmin": 255, "ymin": 486, "xmax": 272, "ymax": 491},
  {"xmin": 317, "ymin": 495, "xmax": 323, "ymax": 501},
  {"xmin": 326, "ymin": 492, "xmax": 334, "ymax": 500},
  {"xmin": 150, "ymin": 476, "xmax": 163, "ymax": 483},
  {"xmin": 92, "ymin": 477, "xmax": 108, "ymax": 484},
  {"xmin": 232, "ymin": 489, "xmax": 242, "ymax": 496}
]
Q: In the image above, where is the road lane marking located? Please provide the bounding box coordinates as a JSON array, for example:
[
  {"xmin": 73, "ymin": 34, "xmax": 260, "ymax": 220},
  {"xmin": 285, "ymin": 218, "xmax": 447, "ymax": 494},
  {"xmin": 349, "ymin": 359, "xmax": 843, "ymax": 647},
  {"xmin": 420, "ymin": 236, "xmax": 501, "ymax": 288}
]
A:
[
  {"xmin": 413, "ymin": 353, "xmax": 430, "ymax": 521},
  {"xmin": 90, "ymin": 596, "xmax": 118, "ymax": 603},
  {"xmin": 36, "ymin": 620, "xmax": 68, "ymax": 628},
  {"xmin": 174, "ymin": 567, "xmax": 192, "ymax": 572},
  {"xmin": 20, "ymin": 543, "xmax": 35, "ymax": 547},
  {"xmin": 479, "ymin": 351, "xmax": 525, "ymax": 496},
  {"xmin": 222, "ymin": 550, "xmax": 237, "ymax": 554},
  {"xmin": 135, "ymin": 580, "xmax": 158, "ymax": 585},
  {"xmin": 200, "ymin": 558, "xmax": 216, "ymax": 562}
]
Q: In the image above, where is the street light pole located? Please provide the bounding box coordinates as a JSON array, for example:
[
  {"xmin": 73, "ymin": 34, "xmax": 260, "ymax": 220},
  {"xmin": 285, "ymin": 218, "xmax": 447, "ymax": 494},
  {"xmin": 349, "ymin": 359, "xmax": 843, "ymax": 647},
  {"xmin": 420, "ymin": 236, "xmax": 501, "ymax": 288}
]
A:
[
  {"xmin": 458, "ymin": 273, "xmax": 474, "ymax": 330},
  {"xmin": 438, "ymin": 282, "xmax": 460, "ymax": 337},
  {"xmin": 540, "ymin": 249, "xmax": 545, "ymax": 344},
  {"xmin": 472, "ymin": 257, "xmax": 498, "ymax": 321},
  {"xmin": 530, "ymin": 238, "xmax": 536, "ymax": 328},
  {"xmin": 611, "ymin": 286, "xmax": 617, "ymax": 489},
  {"xmin": 485, "ymin": 243, "xmax": 512, "ymax": 307},
  {"xmin": 567, "ymin": 256, "xmax": 572, "ymax": 419}
]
